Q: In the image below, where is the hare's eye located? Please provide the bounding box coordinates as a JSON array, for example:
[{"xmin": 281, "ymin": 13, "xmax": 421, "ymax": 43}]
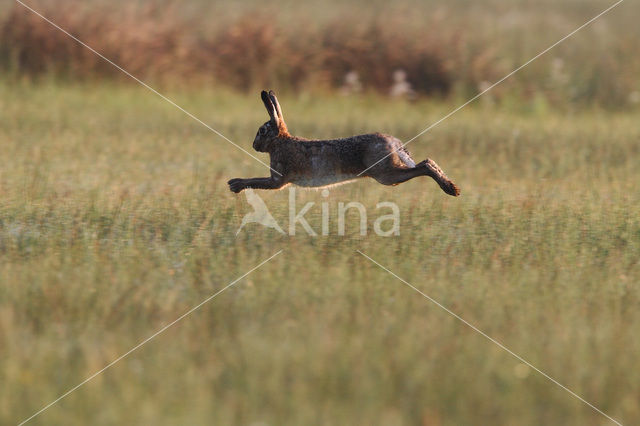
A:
[{"xmin": 259, "ymin": 127, "xmax": 267, "ymax": 135}]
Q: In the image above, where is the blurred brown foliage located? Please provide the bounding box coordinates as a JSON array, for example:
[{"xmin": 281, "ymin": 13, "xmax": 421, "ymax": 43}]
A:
[
  {"xmin": 0, "ymin": 3, "xmax": 201, "ymax": 81},
  {"xmin": 0, "ymin": 2, "xmax": 455, "ymax": 95},
  {"xmin": 1, "ymin": 0, "xmax": 638, "ymax": 107}
]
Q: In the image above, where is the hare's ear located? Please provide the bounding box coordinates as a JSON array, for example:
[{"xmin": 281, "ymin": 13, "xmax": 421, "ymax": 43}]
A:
[
  {"xmin": 268, "ymin": 90, "xmax": 284, "ymax": 122},
  {"xmin": 261, "ymin": 90, "xmax": 279, "ymax": 126}
]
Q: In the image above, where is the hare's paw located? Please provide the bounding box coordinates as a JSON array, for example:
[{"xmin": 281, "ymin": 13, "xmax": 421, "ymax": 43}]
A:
[
  {"xmin": 443, "ymin": 181, "xmax": 460, "ymax": 197},
  {"xmin": 228, "ymin": 178, "xmax": 246, "ymax": 193},
  {"xmin": 422, "ymin": 158, "xmax": 460, "ymax": 196}
]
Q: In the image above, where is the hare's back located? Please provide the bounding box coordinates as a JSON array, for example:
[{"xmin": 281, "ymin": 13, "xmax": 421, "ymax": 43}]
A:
[
  {"xmin": 313, "ymin": 133, "xmax": 401, "ymax": 172},
  {"xmin": 288, "ymin": 133, "xmax": 413, "ymax": 187},
  {"xmin": 286, "ymin": 136, "xmax": 367, "ymax": 187}
]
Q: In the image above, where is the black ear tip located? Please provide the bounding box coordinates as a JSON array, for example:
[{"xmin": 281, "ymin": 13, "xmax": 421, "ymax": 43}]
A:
[{"xmin": 268, "ymin": 89, "xmax": 276, "ymax": 97}]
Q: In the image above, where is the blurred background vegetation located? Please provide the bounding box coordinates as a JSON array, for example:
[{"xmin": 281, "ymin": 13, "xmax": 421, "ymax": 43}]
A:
[{"xmin": 1, "ymin": 0, "xmax": 638, "ymax": 108}]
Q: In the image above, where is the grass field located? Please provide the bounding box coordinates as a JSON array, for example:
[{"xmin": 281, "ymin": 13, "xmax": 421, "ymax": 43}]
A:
[{"xmin": 1, "ymin": 81, "xmax": 639, "ymax": 425}]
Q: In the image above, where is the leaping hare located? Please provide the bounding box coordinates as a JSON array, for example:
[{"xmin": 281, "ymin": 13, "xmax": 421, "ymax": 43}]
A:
[{"xmin": 228, "ymin": 90, "xmax": 460, "ymax": 196}]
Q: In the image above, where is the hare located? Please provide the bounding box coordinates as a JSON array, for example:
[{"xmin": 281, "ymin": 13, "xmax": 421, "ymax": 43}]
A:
[{"xmin": 228, "ymin": 90, "xmax": 459, "ymax": 196}]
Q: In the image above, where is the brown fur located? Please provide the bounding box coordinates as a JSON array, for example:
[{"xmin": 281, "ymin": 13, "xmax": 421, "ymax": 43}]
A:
[{"xmin": 228, "ymin": 90, "xmax": 460, "ymax": 196}]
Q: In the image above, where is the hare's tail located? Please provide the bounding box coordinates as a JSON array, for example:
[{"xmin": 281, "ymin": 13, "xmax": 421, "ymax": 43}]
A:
[{"xmin": 421, "ymin": 158, "xmax": 460, "ymax": 196}]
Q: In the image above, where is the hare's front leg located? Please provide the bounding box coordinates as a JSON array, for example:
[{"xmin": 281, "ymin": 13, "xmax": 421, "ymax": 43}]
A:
[{"xmin": 228, "ymin": 176, "xmax": 287, "ymax": 193}]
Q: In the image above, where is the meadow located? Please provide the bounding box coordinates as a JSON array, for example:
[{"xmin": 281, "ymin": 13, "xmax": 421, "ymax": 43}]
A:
[
  {"xmin": 1, "ymin": 81, "xmax": 639, "ymax": 425},
  {"xmin": 1, "ymin": 0, "xmax": 640, "ymax": 424}
]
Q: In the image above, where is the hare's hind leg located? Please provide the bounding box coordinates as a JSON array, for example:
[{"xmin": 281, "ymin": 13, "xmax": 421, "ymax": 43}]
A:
[
  {"xmin": 369, "ymin": 159, "xmax": 460, "ymax": 196},
  {"xmin": 364, "ymin": 140, "xmax": 421, "ymax": 185},
  {"xmin": 422, "ymin": 158, "xmax": 460, "ymax": 196},
  {"xmin": 369, "ymin": 165, "xmax": 426, "ymax": 186},
  {"xmin": 363, "ymin": 135, "xmax": 459, "ymax": 195}
]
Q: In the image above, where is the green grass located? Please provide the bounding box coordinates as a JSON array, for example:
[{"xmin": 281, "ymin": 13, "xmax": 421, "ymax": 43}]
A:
[{"xmin": 1, "ymin": 82, "xmax": 639, "ymax": 425}]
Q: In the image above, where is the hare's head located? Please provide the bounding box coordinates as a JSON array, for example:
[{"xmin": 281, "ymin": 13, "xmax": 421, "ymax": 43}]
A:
[{"xmin": 253, "ymin": 90, "xmax": 289, "ymax": 152}]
